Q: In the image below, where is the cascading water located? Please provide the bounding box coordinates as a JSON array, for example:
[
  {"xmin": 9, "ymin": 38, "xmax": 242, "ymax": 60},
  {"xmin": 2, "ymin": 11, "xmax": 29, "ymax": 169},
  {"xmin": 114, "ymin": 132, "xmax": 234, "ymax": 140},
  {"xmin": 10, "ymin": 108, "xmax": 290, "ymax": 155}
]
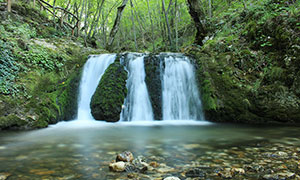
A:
[
  {"xmin": 161, "ymin": 54, "xmax": 204, "ymax": 120},
  {"xmin": 120, "ymin": 54, "xmax": 154, "ymax": 121},
  {"xmin": 77, "ymin": 54, "xmax": 115, "ymax": 120}
]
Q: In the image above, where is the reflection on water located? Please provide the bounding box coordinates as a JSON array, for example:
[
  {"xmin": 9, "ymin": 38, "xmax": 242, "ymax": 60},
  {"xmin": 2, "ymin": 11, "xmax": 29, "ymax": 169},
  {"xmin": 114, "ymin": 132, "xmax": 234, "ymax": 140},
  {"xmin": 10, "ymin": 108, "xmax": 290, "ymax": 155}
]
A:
[{"xmin": 0, "ymin": 122, "xmax": 299, "ymax": 179}]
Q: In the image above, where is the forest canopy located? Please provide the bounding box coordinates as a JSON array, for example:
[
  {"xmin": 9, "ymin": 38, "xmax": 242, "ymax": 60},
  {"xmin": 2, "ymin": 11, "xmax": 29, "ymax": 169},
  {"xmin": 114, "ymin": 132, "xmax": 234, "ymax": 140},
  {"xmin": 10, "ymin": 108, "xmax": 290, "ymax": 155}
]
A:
[{"xmin": 1, "ymin": 0, "xmax": 280, "ymax": 52}]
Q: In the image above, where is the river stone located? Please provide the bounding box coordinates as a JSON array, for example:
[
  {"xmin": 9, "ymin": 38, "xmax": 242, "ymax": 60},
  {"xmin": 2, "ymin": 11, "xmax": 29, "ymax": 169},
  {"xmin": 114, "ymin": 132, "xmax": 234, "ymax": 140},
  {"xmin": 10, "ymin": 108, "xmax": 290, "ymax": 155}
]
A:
[
  {"xmin": 185, "ymin": 168, "xmax": 206, "ymax": 178},
  {"xmin": 218, "ymin": 168, "xmax": 232, "ymax": 179},
  {"xmin": 231, "ymin": 168, "xmax": 245, "ymax": 174},
  {"xmin": 109, "ymin": 161, "xmax": 126, "ymax": 172},
  {"xmin": 0, "ymin": 173, "xmax": 10, "ymax": 180},
  {"xmin": 116, "ymin": 151, "xmax": 134, "ymax": 162},
  {"xmin": 131, "ymin": 156, "xmax": 149, "ymax": 173},
  {"xmin": 274, "ymin": 151, "xmax": 288, "ymax": 158},
  {"xmin": 163, "ymin": 177, "xmax": 181, "ymax": 180}
]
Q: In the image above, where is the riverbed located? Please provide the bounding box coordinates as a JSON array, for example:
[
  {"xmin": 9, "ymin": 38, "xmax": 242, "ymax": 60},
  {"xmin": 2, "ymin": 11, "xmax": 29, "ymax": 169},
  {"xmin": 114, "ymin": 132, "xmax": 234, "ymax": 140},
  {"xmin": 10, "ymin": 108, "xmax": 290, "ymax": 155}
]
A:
[{"xmin": 0, "ymin": 121, "xmax": 299, "ymax": 179}]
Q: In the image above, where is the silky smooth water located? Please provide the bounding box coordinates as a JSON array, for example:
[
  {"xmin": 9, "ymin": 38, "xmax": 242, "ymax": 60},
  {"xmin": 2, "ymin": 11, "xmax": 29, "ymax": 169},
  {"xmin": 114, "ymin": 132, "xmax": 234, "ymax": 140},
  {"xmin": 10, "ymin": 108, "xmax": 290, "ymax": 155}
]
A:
[
  {"xmin": 0, "ymin": 124, "xmax": 299, "ymax": 179},
  {"xmin": 77, "ymin": 54, "xmax": 115, "ymax": 120},
  {"xmin": 161, "ymin": 55, "xmax": 204, "ymax": 120},
  {"xmin": 120, "ymin": 54, "xmax": 154, "ymax": 121}
]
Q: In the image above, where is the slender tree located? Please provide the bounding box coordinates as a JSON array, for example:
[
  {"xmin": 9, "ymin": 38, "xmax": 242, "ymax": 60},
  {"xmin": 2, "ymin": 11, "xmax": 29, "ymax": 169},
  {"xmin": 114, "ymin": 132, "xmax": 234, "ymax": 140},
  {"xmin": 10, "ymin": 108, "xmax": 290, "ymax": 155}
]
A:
[
  {"xmin": 7, "ymin": 0, "xmax": 11, "ymax": 12},
  {"xmin": 186, "ymin": 0, "xmax": 207, "ymax": 46},
  {"xmin": 162, "ymin": 0, "xmax": 173, "ymax": 48},
  {"xmin": 107, "ymin": 0, "xmax": 129, "ymax": 50},
  {"xmin": 146, "ymin": 0, "xmax": 155, "ymax": 51},
  {"xmin": 208, "ymin": 0, "xmax": 212, "ymax": 18},
  {"xmin": 130, "ymin": 0, "xmax": 138, "ymax": 51}
]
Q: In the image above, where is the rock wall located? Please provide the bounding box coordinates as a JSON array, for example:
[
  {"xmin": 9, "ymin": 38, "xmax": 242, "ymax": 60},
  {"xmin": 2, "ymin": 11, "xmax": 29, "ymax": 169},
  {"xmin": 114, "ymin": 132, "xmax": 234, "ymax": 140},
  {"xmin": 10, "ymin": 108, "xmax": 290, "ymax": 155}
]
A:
[{"xmin": 144, "ymin": 54, "xmax": 163, "ymax": 120}]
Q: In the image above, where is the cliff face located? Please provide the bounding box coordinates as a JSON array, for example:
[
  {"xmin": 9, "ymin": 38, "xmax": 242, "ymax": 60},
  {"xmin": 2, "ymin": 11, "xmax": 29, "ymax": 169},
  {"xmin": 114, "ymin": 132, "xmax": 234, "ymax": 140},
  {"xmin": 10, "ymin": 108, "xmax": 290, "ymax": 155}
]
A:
[{"xmin": 188, "ymin": 0, "xmax": 300, "ymax": 124}]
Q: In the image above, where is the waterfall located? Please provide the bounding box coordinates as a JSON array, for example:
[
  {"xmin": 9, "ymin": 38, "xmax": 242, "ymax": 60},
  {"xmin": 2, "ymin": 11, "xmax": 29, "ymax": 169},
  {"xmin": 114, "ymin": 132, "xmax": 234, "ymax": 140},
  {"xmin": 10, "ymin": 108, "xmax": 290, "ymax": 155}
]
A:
[
  {"xmin": 161, "ymin": 54, "xmax": 204, "ymax": 120},
  {"xmin": 77, "ymin": 54, "xmax": 116, "ymax": 120},
  {"xmin": 120, "ymin": 54, "xmax": 154, "ymax": 121}
]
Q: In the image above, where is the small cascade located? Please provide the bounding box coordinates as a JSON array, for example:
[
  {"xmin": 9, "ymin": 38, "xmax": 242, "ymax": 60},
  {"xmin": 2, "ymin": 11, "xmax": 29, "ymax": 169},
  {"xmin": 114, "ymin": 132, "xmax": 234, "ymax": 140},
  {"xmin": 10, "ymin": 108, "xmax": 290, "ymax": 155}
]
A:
[
  {"xmin": 161, "ymin": 54, "xmax": 204, "ymax": 120},
  {"xmin": 77, "ymin": 54, "xmax": 116, "ymax": 120},
  {"xmin": 120, "ymin": 54, "xmax": 154, "ymax": 121}
]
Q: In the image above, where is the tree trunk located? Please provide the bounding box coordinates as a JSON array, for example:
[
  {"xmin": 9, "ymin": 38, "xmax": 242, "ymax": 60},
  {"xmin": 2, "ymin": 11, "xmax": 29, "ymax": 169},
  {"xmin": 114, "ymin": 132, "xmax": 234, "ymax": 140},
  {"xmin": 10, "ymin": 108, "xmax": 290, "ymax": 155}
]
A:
[
  {"xmin": 132, "ymin": 0, "xmax": 146, "ymax": 48},
  {"xmin": 175, "ymin": 0, "xmax": 178, "ymax": 51},
  {"xmin": 146, "ymin": 0, "xmax": 155, "ymax": 51},
  {"xmin": 53, "ymin": 0, "xmax": 57, "ymax": 29},
  {"xmin": 60, "ymin": 0, "xmax": 71, "ymax": 27},
  {"xmin": 186, "ymin": 0, "xmax": 207, "ymax": 46},
  {"xmin": 162, "ymin": 0, "xmax": 173, "ymax": 48},
  {"xmin": 78, "ymin": 0, "xmax": 85, "ymax": 36},
  {"xmin": 130, "ymin": 0, "xmax": 137, "ymax": 51},
  {"xmin": 107, "ymin": 0, "xmax": 129, "ymax": 51},
  {"xmin": 208, "ymin": 0, "xmax": 212, "ymax": 18},
  {"xmin": 84, "ymin": 0, "xmax": 89, "ymax": 47},
  {"xmin": 7, "ymin": 0, "xmax": 11, "ymax": 12},
  {"xmin": 88, "ymin": 0, "xmax": 105, "ymax": 39}
]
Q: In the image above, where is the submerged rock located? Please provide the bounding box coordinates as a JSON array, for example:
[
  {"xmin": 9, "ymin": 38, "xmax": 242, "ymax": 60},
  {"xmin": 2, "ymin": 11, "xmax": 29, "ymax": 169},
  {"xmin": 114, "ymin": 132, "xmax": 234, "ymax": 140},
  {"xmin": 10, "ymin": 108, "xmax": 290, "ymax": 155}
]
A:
[
  {"xmin": 131, "ymin": 156, "xmax": 149, "ymax": 173},
  {"xmin": 185, "ymin": 168, "xmax": 206, "ymax": 178},
  {"xmin": 0, "ymin": 173, "xmax": 11, "ymax": 180},
  {"xmin": 109, "ymin": 161, "xmax": 126, "ymax": 172},
  {"xmin": 116, "ymin": 151, "xmax": 134, "ymax": 162},
  {"xmin": 163, "ymin": 177, "xmax": 181, "ymax": 180}
]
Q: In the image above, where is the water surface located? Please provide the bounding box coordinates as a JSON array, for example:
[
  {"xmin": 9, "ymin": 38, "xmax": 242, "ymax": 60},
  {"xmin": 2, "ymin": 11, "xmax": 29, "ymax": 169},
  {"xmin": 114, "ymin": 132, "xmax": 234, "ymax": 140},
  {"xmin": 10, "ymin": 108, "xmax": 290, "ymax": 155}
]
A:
[{"xmin": 0, "ymin": 122, "xmax": 299, "ymax": 179}]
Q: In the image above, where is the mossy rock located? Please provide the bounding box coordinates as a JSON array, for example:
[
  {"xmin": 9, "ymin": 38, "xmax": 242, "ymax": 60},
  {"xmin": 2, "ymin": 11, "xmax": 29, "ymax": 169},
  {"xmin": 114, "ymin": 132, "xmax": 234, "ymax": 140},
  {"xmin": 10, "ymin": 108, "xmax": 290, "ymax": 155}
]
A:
[
  {"xmin": 0, "ymin": 114, "xmax": 27, "ymax": 130},
  {"xmin": 144, "ymin": 54, "xmax": 162, "ymax": 120},
  {"xmin": 90, "ymin": 60, "xmax": 128, "ymax": 122},
  {"xmin": 56, "ymin": 70, "xmax": 82, "ymax": 120}
]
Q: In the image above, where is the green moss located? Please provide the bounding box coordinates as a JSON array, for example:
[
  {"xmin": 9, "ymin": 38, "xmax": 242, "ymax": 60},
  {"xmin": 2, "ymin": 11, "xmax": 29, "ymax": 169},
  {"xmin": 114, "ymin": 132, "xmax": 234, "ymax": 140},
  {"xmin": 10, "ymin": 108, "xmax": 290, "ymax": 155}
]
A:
[
  {"xmin": 90, "ymin": 59, "xmax": 128, "ymax": 122},
  {"xmin": 0, "ymin": 114, "xmax": 27, "ymax": 130},
  {"xmin": 56, "ymin": 70, "xmax": 82, "ymax": 120},
  {"xmin": 144, "ymin": 54, "xmax": 163, "ymax": 120},
  {"xmin": 268, "ymin": 66, "xmax": 285, "ymax": 81}
]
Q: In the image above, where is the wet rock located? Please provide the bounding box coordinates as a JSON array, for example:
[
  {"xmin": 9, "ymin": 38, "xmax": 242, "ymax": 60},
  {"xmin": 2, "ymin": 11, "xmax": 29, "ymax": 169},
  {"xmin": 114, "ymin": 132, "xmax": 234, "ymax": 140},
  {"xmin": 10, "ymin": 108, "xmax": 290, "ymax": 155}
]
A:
[
  {"xmin": 185, "ymin": 168, "xmax": 206, "ymax": 178},
  {"xmin": 127, "ymin": 173, "xmax": 138, "ymax": 179},
  {"xmin": 277, "ymin": 172, "xmax": 295, "ymax": 179},
  {"xmin": 90, "ymin": 60, "xmax": 128, "ymax": 122},
  {"xmin": 230, "ymin": 168, "xmax": 245, "ymax": 175},
  {"xmin": 183, "ymin": 144, "xmax": 201, "ymax": 149},
  {"xmin": 109, "ymin": 161, "xmax": 126, "ymax": 172},
  {"xmin": 275, "ymin": 151, "xmax": 288, "ymax": 158},
  {"xmin": 263, "ymin": 172, "xmax": 295, "ymax": 180},
  {"xmin": 116, "ymin": 151, "xmax": 134, "ymax": 162},
  {"xmin": 157, "ymin": 166, "xmax": 176, "ymax": 173},
  {"xmin": 218, "ymin": 168, "xmax": 232, "ymax": 179},
  {"xmin": 15, "ymin": 155, "xmax": 28, "ymax": 160},
  {"xmin": 131, "ymin": 156, "xmax": 149, "ymax": 173},
  {"xmin": 163, "ymin": 177, "xmax": 181, "ymax": 180},
  {"xmin": 57, "ymin": 175, "xmax": 76, "ymax": 180},
  {"xmin": 0, "ymin": 173, "xmax": 11, "ymax": 180},
  {"xmin": 149, "ymin": 161, "xmax": 159, "ymax": 168}
]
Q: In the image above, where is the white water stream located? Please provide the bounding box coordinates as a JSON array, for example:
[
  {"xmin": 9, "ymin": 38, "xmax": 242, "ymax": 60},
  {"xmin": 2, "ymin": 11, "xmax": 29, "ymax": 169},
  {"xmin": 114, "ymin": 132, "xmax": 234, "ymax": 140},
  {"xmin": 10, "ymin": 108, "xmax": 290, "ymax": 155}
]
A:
[
  {"xmin": 161, "ymin": 55, "xmax": 204, "ymax": 120},
  {"xmin": 62, "ymin": 53, "xmax": 205, "ymax": 127},
  {"xmin": 76, "ymin": 54, "xmax": 115, "ymax": 120},
  {"xmin": 120, "ymin": 54, "xmax": 154, "ymax": 121}
]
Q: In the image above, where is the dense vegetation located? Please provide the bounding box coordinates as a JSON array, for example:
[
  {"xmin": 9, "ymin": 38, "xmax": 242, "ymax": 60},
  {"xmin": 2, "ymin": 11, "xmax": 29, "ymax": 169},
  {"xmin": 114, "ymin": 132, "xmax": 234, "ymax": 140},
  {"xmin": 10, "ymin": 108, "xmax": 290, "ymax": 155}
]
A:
[
  {"xmin": 0, "ymin": 0, "xmax": 299, "ymax": 129},
  {"xmin": 0, "ymin": 2, "xmax": 106, "ymax": 129},
  {"xmin": 190, "ymin": 0, "xmax": 300, "ymax": 123}
]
